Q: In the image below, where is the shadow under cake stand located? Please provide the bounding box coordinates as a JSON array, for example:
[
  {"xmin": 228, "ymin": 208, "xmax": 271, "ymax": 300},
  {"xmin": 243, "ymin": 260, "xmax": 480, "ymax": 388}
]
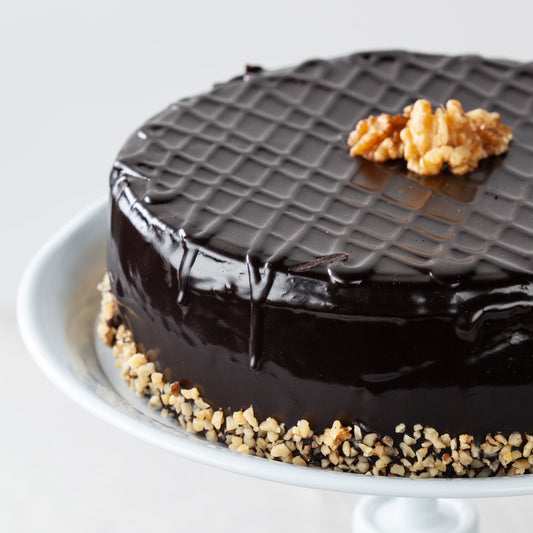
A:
[{"xmin": 17, "ymin": 198, "xmax": 533, "ymax": 533}]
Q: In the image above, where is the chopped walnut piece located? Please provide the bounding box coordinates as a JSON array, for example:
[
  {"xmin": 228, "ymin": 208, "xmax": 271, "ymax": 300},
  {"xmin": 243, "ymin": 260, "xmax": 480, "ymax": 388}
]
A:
[
  {"xmin": 467, "ymin": 108, "xmax": 514, "ymax": 156},
  {"xmin": 170, "ymin": 381, "xmax": 180, "ymax": 396},
  {"xmin": 347, "ymin": 113, "xmax": 407, "ymax": 162},
  {"xmin": 321, "ymin": 420, "xmax": 352, "ymax": 451},
  {"xmin": 347, "ymin": 99, "xmax": 513, "ymax": 176}
]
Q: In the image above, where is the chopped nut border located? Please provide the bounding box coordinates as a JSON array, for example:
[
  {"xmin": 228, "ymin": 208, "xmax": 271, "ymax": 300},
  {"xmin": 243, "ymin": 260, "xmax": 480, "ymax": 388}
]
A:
[{"xmin": 98, "ymin": 274, "xmax": 533, "ymax": 478}]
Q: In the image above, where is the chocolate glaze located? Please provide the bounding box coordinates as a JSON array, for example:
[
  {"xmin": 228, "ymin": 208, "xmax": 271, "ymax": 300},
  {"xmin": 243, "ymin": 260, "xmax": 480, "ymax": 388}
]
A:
[{"xmin": 108, "ymin": 51, "xmax": 533, "ymax": 439}]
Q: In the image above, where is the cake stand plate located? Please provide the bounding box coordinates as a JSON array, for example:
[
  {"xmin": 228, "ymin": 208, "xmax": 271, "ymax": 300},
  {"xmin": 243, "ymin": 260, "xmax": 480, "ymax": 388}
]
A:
[{"xmin": 17, "ymin": 198, "xmax": 533, "ymax": 532}]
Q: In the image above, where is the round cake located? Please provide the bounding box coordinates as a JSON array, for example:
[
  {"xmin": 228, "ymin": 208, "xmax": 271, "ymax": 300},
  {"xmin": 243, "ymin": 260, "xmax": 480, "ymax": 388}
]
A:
[{"xmin": 101, "ymin": 50, "xmax": 533, "ymax": 477}]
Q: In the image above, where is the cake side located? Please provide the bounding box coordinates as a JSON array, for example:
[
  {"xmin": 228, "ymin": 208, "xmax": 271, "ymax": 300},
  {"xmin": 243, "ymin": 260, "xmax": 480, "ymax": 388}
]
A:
[
  {"xmin": 98, "ymin": 274, "xmax": 533, "ymax": 478},
  {"xmin": 108, "ymin": 190, "xmax": 533, "ymax": 438}
]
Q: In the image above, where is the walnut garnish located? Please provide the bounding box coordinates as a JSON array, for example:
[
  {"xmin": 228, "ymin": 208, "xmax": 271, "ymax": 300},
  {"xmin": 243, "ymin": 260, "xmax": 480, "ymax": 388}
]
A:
[{"xmin": 347, "ymin": 99, "xmax": 513, "ymax": 176}]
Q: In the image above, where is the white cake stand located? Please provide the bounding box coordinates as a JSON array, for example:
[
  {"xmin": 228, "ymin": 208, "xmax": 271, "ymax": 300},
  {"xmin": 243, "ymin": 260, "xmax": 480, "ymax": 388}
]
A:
[{"xmin": 17, "ymin": 199, "xmax": 533, "ymax": 533}]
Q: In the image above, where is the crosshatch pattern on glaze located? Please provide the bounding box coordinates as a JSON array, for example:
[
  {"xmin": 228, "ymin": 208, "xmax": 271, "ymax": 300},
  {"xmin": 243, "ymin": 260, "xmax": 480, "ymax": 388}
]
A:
[{"xmin": 117, "ymin": 51, "xmax": 533, "ymax": 280}]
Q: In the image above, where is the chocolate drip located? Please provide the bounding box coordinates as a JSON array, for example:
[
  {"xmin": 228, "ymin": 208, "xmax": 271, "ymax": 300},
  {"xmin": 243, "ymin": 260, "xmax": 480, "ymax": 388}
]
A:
[
  {"xmin": 177, "ymin": 231, "xmax": 198, "ymax": 306},
  {"xmin": 245, "ymin": 255, "xmax": 274, "ymax": 371}
]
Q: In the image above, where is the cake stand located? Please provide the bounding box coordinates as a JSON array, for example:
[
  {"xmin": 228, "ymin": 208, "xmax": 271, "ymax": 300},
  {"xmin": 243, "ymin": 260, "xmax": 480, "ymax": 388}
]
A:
[{"xmin": 17, "ymin": 198, "xmax": 533, "ymax": 533}]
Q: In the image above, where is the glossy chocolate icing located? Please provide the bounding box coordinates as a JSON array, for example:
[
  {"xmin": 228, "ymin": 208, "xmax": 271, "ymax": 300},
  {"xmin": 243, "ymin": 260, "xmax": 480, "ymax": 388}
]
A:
[{"xmin": 108, "ymin": 51, "xmax": 533, "ymax": 438}]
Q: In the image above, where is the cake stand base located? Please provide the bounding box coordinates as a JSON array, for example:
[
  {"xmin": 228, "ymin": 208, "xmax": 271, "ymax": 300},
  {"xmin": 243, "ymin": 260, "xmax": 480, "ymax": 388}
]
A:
[
  {"xmin": 353, "ymin": 496, "xmax": 478, "ymax": 533},
  {"xmin": 18, "ymin": 198, "xmax": 533, "ymax": 533}
]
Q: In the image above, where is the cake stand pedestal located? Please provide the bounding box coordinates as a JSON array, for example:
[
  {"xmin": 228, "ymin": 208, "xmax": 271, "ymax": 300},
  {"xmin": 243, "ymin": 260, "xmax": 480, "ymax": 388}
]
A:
[
  {"xmin": 17, "ymin": 199, "xmax": 533, "ymax": 533},
  {"xmin": 353, "ymin": 496, "xmax": 477, "ymax": 533}
]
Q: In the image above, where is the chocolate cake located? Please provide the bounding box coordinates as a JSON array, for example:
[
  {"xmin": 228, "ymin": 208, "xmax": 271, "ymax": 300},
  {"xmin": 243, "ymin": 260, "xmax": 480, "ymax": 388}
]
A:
[{"xmin": 101, "ymin": 51, "xmax": 533, "ymax": 477}]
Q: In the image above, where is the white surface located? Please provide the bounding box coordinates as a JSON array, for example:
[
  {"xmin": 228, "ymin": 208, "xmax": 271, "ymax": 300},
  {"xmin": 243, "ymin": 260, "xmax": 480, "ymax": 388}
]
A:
[
  {"xmin": 4, "ymin": 0, "xmax": 533, "ymax": 531},
  {"xmin": 352, "ymin": 497, "xmax": 478, "ymax": 533},
  {"xmin": 18, "ymin": 198, "xmax": 533, "ymax": 501}
]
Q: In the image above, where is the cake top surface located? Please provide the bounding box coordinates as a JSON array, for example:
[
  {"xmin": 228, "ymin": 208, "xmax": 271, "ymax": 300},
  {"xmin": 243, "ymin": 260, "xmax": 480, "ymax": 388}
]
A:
[{"xmin": 116, "ymin": 50, "xmax": 533, "ymax": 283}]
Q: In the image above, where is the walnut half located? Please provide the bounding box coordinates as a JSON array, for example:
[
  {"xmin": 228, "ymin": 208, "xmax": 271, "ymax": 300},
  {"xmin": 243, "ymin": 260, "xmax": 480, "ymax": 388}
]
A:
[{"xmin": 347, "ymin": 99, "xmax": 513, "ymax": 176}]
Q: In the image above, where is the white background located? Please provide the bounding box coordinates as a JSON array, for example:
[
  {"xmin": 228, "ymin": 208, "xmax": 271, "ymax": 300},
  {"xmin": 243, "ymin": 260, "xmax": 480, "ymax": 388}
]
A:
[{"xmin": 4, "ymin": 0, "xmax": 533, "ymax": 531}]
